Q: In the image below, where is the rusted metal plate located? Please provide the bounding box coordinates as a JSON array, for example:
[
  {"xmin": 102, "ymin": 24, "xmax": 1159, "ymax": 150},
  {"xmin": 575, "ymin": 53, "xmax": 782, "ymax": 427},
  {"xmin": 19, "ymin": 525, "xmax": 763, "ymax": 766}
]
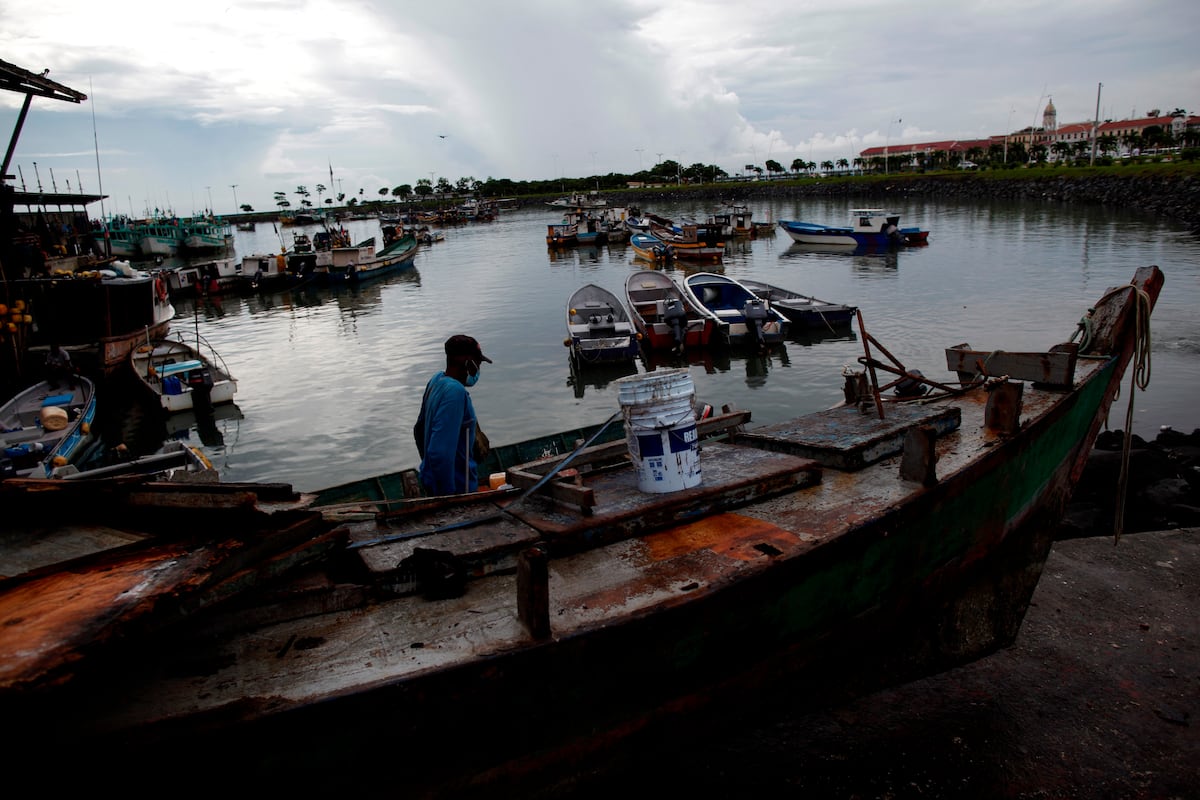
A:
[
  {"xmin": 504, "ymin": 442, "xmax": 820, "ymax": 549},
  {"xmin": 735, "ymin": 403, "xmax": 961, "ymax": 471}
]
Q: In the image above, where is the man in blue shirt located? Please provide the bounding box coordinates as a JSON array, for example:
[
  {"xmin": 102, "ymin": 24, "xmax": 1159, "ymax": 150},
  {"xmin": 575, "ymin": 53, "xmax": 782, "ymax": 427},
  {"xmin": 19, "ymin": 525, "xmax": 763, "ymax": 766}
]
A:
[{"xmin": 415, "ymin": 334, "xmax": 493, "ymax": 495}]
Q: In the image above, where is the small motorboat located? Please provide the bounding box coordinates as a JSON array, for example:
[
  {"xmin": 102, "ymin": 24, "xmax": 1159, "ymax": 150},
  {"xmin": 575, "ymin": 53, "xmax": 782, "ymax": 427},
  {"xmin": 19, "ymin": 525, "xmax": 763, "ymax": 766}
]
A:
[
  {"xmin": 566, "ymin": 283, "xmax": 640, "ymax": 365},
  {"xmin": 778, "ymin": 209, "xmax": 929, "ymax": 247},
  {"xmin": 625, "ymin": 269, "xmax": 716, "ymax": 352},
  {"xmin": 130, "ymin": 335, "xmax": 238, "ymax": 414},
  {"xmin": 738, "ymin": 278, "xmax": 858, "ymax": 330},
  {"xmin": 629, "ymin": 232, "xmax": 675, "ymax": 263},
  {"xmin": 677, "ymin": 272, "xmax": 790, "ymax": 347},
  {"xmin": 0, "ymin": 375, "xmax": 97, "ymax": 478}
]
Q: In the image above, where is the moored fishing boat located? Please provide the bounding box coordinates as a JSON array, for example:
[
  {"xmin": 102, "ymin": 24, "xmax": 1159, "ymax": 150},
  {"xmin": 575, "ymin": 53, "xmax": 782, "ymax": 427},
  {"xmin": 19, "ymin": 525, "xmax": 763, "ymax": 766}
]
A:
[
  {"xmin": 678, "ymin": 271, "xmax": 790, "ymax": 347},
  {"xmin": 625, "ymin": 268, "xmax": 716, "ymax": 351},
  {"xmin": 0, "ymin": 375, "xmax": 97, "ymax": 478},
  {"xmin": 739, "ymin": 277, "xmax": 858, "ymax": 330},
  {"xmin": 629, "ymin": 231, "xmax": 675, "ymax": 263},
  {"xmin": 546, "ymin": 220, "xmax": 578, "ymax": 247},
  {"xmin": 778, "ymin": 208, "xmax": 929, "ymax": 247},
  {"xmin": 135, "ymin": 218, "xmax": 183, "ymax": 257},
  {"xmin": 326, "ymin": 227, "xmax": 418, "ymax": 284},
  {"xmin": 566, "ymin": 282, "xmax": 640, "ymax": 364},
  {"xmin": 129, "ymin": 334, "xmax": 238, "ymax": 414},
  {"xmin": 180, "ymin": 217, "xmax": 233, "ymax": 252},
  {"xmin": 650, "ymin": 219, "xmax": 726, "ymax": 261},
  {"xmin": 11, "ymin": 261, "xmax": 176, "ymax": 374},
  {"xmin": 0, "ymin": 266, "xmax": 1164, "ymax": 797}
]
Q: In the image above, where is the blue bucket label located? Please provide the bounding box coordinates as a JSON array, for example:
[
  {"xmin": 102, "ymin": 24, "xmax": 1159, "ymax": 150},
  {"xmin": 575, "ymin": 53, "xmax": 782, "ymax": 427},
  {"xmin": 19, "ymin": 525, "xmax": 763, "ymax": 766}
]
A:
[{"xmin": 635, "ymin": 423, "xmax": 696, "ymax": 458}]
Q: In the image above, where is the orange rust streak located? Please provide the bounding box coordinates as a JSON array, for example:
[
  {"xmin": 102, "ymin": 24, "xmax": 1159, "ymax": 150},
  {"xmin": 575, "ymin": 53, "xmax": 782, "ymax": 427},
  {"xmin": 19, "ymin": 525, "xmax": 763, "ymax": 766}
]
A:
[
  {"xmin": 0, "ymin": 544, "xmax": 216, "ymax": 688},
  {"xmin": 642, "ymin": 512, "xmax": 800, "ymax": 562}
]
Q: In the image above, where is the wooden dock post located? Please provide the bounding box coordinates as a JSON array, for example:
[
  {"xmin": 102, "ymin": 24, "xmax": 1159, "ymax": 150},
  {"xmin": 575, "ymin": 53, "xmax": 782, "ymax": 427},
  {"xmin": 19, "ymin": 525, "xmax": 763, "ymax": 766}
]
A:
[{"xmin": 518, "ymin": 545, "xmax": 551, "ymax": 639}]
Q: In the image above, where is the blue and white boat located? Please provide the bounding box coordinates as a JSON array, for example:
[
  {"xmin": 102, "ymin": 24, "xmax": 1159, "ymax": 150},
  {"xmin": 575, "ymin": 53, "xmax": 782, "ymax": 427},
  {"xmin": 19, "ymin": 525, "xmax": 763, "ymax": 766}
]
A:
[
  {"xmin": 676, "ymin": 271, "xmax": 790, "ymax": 347},
  {"xmin": 778, "ymin": 209, "xmax": 929, "ymax": 247},
  {"xmin": 0, "ymin": 376, "xmax": 98, "ymax": 478}
]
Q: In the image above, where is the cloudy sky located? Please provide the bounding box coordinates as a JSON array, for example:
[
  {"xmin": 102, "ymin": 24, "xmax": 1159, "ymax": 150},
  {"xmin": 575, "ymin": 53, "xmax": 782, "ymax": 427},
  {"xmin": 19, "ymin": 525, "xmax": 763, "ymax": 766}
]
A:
[{"xmin": 3, "ymin": 0, "xmax": 1197, "ymax": 218}]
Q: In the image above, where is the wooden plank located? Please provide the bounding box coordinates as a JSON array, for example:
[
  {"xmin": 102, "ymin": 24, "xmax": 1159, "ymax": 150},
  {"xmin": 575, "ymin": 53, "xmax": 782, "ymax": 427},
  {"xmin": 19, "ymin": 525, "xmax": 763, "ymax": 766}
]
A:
[
  {"xmin": 945, "ymin": 342, "xmax": 1077, "ymax": 386},
  {"xmin": 735, "ymin": 403, "xmax": 961, "ymax": 471},
  {"xmin": 504, "ymin": 442, "xmax": 821, "ymax": 550}
]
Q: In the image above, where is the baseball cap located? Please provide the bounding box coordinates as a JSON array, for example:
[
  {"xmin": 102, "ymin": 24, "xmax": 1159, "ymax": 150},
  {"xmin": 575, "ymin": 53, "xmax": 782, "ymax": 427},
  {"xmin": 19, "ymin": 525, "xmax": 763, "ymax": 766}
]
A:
[{"xmin": 444, "ymin": 334, "xmax": 493, "ymax": 363}]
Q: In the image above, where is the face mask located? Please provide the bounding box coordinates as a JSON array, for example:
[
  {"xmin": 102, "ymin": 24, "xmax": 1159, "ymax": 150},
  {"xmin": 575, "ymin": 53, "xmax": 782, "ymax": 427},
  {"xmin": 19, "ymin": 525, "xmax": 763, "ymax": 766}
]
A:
[{"xmin": 465, "ymin": 361, "xmax": 481, "ymax": 387}]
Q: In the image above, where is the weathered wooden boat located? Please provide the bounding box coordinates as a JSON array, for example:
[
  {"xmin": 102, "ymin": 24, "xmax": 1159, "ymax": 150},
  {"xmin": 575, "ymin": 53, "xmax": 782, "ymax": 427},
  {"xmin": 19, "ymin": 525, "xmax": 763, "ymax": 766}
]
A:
[
  {"xmin": 678, "ymin": 271, "xmax": 790, "ymax": 347},
  {"xmin": 327, "ymin": 228, "xmax": 419, "ymax": 284},
  {"xmin": 129, "ymin": 334, "xmax": 238, "ymax": 414},
  {"xmin": 180, "ymin": 217, "xmax": 233, "ymax": 252},
  {"xmin": 10, "ymin": 263, "xmax": 176, "ymax": 374},
  {"xmin": 0, "ymin": 375, "xmax": 97, "ymax": 478},
  {"xmin": 566, "ymin": 283, "xmax": 640, "ymax": 365},
  {"xmin": 161, "ymin": 256, "xmax": 243, "ymax": 298},
  {"xmin": 778, "ymin": 208, "xmax": 929, "ymax": 247},
  {"xmin": 629, "ymin": 231, "xmax": 675, "ymax": 262},
  {"xmin": 546, "ymin": 220, "xmax": 578, "ymax": 247},
  {"xmin": 625, "ymin": 268, "xmax": 717, "ymax": 351},
  {"xmin": 238, "ymin": 252, "xmax": 293, "ymax": 292},
  {"xmin": 650, "ymin": 219, "xmax": 726, "ymax": 261},
  {"xmin": 0, "ymin": 267, "xmax": 1164, "ymax": 798},
  {"xmin": 739, "ymin": 277, "xmax": 858, "ymax": 330},
  {"xmin": 708, "ymin": 204, "xmax": 755, "ymax": 238}
]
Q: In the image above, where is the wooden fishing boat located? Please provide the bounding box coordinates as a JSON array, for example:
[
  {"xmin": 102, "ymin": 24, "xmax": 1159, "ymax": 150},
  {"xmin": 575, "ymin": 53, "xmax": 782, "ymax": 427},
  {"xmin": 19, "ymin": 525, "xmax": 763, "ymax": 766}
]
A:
[
  {"xmin": 650, "ymin": 219, "xmax": 726, "ymax": 261},
  {"xmin": 678, "ymin": 271, "xmax": 790, "ymax": 347},
  {"xmin": 739, "ymin": 277, "xmax": 858, "ymax": 330},
  {"xmin": 625, "ymin": 268, "xmax": 717, "ymax": 351},
  {"xmin": 566, "ymin": 283, "xmax": 640, "ymax": 365},
  {"xmin": 0, "ymin": 376, "xmax": 97, "ymax": 478},
  {"xmin": 546, "ymin": 220, "xmax": 578, "ymax": 247},
  {"xmin": 629, "ymin": 231, "xmax": 675, "ymax": 263},
  {"xmin": 129, "ymin": 334, "xmax": 238, "ymax": 414},
  {"xmin": 327, "ymin": 227, "xmax": 419, "ymax": 284},
  {"xmin": 0, "ymin": 267, "xmax": 1164, "ymax": 798}
]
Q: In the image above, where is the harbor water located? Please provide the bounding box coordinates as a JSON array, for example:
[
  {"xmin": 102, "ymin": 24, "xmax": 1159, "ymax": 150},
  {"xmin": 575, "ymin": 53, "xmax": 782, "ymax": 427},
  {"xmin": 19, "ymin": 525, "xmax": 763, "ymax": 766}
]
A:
[{"xmin": 105, "ymin": 197, "xmax": 1200, "ymax": 493}]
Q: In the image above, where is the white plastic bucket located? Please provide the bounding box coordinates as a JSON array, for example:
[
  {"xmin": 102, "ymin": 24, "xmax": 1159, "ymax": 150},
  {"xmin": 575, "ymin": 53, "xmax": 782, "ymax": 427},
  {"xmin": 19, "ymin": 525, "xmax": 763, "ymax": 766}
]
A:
[{"xmin": 615, "ymin": 369, "xmax": 701, "ymax": 493}]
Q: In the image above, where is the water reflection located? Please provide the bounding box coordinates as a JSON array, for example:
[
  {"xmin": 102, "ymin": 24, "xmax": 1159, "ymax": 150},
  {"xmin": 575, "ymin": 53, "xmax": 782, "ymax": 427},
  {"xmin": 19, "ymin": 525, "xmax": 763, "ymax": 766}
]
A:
[
  {"xmin": 780, "ymin": 241, "xmax": 902, "ymax": 271},
  {"xmin": 566, "ymin": 358, "xmax": 639, "ymax": 398},
  {"xmin": 166, "ymin": 402, "xmax": 245, "ymax": 449}
]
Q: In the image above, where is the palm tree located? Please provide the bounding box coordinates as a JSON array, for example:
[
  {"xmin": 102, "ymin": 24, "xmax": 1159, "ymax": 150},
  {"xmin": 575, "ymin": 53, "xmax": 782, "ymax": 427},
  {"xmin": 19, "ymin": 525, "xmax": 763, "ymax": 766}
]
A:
[
  {"xmin": 837, "ymin": 158, "xmax": 849, "ymax": 173},
  {"xmin": 790, "ymin": 158, "xmax": 805, "ymax": 176}
]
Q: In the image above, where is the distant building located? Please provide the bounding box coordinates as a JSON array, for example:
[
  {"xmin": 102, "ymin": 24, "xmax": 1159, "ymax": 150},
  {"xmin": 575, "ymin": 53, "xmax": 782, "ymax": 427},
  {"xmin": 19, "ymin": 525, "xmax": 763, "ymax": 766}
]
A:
[{"xmin": 858, "ymin": 99, "xmax": 1198, "ymax": 168}]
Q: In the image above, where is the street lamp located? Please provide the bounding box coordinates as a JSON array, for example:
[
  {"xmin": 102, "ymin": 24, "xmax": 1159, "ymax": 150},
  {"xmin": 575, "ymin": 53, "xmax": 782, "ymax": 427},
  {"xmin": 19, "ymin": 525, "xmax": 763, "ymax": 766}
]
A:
[
  {"xmin": 885, "ymin": 118, "xmax": 901, "ymax": 174},
  {"xmin": 1004, "ymin": 107, "xmax": 1015, "ymax": 163},
  {"xmin": 230, "ymin": 184, "xmax": 238, "ymax": 213}
]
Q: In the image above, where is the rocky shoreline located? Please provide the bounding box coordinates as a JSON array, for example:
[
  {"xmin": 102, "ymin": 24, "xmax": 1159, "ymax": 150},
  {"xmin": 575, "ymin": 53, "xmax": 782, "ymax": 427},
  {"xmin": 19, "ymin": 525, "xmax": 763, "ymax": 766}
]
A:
[
  {"xmin": 600, "ymin": 170, "xmax": 1200, "ymax": 233},
  {"xmin": 1063, "ymin": 426, "xmax": 1200, "ymax": 539}
]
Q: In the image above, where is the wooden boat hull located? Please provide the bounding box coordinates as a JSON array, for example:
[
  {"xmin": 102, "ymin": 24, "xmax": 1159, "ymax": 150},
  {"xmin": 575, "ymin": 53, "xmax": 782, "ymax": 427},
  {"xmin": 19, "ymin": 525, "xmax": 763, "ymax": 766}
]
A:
[
  {"xmin": 0, "ymin": 268, "xmax": 1164, "ymax": 797},
  {"xmin": 328, "ymin": 233, "xmax": 418, "ymax": 284}
]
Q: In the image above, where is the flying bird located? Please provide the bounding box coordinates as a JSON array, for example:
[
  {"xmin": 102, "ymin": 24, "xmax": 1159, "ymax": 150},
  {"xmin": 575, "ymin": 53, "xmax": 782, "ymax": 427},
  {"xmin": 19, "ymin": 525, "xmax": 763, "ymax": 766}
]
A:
[{"xmin": 438, "ymin": 135, "xmax": 447, "ymax": 139}]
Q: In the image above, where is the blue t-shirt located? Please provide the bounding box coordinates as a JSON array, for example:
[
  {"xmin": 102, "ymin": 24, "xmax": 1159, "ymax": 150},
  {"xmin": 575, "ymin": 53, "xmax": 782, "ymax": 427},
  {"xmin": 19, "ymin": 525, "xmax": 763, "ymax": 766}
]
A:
[{"xmin": 417, "ymin": 372, "xmax": 479, "ymax": 495}]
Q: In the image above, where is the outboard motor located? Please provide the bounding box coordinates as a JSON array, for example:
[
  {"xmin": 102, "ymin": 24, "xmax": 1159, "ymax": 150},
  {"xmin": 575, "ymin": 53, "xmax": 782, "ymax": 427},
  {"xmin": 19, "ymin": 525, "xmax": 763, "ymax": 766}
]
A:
[
  {"xmin": 187, "ymin": 367, "xmax": 216, "ymax": 412},
  {"xmin": 886, "ymin": 223, "xmax": 905, "ymax": 244},
  {"xmin": 663, "ymin": 299, "xmax": 688, "ymax": 349},
  {"xmin": 743, "ymin": 297, "xmax": 770, "ymax": 349}
]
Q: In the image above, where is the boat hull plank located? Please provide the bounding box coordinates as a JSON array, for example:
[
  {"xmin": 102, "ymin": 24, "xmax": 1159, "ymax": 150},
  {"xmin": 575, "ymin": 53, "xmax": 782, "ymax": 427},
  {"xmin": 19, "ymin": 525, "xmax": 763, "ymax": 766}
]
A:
[{"xmin": 505, "ymin": 442, "xmax": 822, "ymax": 544}]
